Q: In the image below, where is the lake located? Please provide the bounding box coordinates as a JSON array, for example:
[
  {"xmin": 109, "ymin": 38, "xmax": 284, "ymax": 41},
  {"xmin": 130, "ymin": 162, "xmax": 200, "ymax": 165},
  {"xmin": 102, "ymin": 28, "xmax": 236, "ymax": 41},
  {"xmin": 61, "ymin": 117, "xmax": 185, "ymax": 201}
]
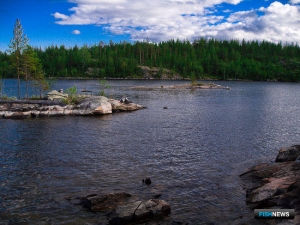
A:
[{"xmin": 1, "ymin": 79, "xmax": 300, "ymax": 225}]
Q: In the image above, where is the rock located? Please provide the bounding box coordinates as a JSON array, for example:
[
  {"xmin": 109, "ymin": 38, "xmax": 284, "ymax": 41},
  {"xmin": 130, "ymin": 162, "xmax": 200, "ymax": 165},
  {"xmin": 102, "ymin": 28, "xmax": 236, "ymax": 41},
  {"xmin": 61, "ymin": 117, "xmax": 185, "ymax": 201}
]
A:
[
  {"xmin": 89, "ymin": 192, "xmax": 132, "ymax": 212},
  {"xmin": 240, "ymin": 145, "xmax": 300, "ymax": 222},
  {"xmin": 94, "ymin": 102, "xmax": 112, "ymax": 115},
  {"xmin": 241, "ymin": 162, "xmax": 300, "ymax": 210},
  {"xmin": 119, "ymin": 97, "xmax": 131, "ymax": 104},
  {"xmin": 108, "ymin": 99, "xmax": 146, "ymax": 112},
  {"xmin": 70, "ymin": 192, "xmax": 171, "ymax": 225},
  {"xmin": 0, "ymin": 96, "xmax": 145, "ymax": 119},
  {"xmin": 3, "ymin": 111, "xmax": 31, "ymax": 119},
  {"xmin": 46, "ymin": 90, "xmax": 68, "ymax": 101},
  {"xmin": 78, "ymin": 96, "xmax": 112, "ymax": 115},
  {"xmin": 275, "ymin": 145, "xmax": 300, "ymax": 162},
  {"xmin": 109, "ymin": 199, "xmax": 171, "ymax": 225},
  {"xmin": 130, "ymin": 83, "xmax": 229, "ymax": 90},
  {"xmin": 138, "ymin": 66, "xmax": 181, "ymax": 79},
  {"xmin": 112, "ymin": 201, "xmax": 142, "ymax": 222},
  {"xmin": 145, "ymin": 178, "xmax": 152, "ymax": 185}
]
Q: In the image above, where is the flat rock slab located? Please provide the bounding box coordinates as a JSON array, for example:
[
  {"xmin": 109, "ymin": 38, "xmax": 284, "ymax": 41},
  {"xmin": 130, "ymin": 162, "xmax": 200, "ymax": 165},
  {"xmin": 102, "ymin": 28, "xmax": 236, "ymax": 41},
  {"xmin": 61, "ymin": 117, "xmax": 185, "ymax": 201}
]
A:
[
  {"xmin": 130, "ymin": 83, "xmax": 230, "ymax": 90},
  {"xmin": 68, "ymin": 192, "xmax": 171, "ymax": 225},
  {"xmin": 0, "ymin": 96, "xmax": 145, "ymax": 119}
]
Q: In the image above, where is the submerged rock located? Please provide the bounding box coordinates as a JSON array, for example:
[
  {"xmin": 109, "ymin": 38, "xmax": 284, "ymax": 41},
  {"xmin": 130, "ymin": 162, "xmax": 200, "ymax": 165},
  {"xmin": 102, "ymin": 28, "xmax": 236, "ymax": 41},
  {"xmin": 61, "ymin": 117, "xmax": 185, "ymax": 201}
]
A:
[{"xmin": 240, "ymin": 145, "xmax": 300, "ymax": 224}]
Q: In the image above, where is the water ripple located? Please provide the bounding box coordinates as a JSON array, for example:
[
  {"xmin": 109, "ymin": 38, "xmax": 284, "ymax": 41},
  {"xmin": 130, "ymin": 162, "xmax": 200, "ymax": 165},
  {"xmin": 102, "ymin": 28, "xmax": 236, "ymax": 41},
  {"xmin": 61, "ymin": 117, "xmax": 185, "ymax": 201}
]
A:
[{"xmin": 1, "ymin": 81, "xmax": 300, "ymax": 224}]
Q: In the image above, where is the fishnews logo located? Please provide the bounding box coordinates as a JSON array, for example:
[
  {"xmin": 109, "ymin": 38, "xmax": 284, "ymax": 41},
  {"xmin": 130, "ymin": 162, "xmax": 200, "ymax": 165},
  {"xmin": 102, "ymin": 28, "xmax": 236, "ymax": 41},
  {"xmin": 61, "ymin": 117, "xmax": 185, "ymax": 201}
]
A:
[{"xmin": 254, "ymin": 209, "xmax": 295, "ymax": 219}]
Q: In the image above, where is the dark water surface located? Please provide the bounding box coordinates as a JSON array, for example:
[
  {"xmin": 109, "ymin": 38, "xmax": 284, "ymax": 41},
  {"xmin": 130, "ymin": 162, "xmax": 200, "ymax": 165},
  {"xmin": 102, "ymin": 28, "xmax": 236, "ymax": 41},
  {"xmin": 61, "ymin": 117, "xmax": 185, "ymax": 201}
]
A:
[{"xmin": 1, "ymin": 80, "xmax": 300, "ymax": 225}]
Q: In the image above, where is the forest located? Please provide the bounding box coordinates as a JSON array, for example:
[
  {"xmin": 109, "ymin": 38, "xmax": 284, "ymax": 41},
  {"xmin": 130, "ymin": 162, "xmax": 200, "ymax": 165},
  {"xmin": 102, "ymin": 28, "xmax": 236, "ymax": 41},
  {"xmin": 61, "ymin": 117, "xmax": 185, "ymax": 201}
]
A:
[{"xmin": 1, "ymin": 38, "xmax": 300, "ymax": 82}]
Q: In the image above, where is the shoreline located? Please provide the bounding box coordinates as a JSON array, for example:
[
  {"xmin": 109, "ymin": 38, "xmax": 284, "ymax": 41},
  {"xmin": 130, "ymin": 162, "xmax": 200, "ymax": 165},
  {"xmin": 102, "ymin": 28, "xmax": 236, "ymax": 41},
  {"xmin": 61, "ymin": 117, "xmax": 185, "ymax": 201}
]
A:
[
  {"xmin": 130, "ymin": 83, "xmax": 231, "ymax": 90},
  {"xmin": 0, "ymin": 95, "xmax": 146, "ymax": 119},
  {"xmin": 2, "ymin": 77, "xmax": 287, "ymax": 82}
]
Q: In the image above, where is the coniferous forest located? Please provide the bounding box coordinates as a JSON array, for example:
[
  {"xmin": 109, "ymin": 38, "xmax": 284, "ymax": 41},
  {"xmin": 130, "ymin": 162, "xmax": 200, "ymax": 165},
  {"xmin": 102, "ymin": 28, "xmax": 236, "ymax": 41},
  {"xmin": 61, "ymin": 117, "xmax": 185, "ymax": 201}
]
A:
[{"xmin": 1, "ymin": 38, "xmax": 300, "ymax": 81}]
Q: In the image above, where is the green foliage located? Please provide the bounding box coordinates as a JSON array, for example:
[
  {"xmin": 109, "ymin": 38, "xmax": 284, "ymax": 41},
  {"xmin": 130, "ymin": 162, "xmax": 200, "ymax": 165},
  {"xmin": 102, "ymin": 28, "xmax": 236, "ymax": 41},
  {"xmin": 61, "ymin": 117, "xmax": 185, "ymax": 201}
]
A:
[
  {"xmin": 2, "ymin": 37, "xmax": 300, "ymax": 82},
  {"xmin": 28, "ymin": 95, "xmax": 43, "ymax": 100},
  {"xmin": 0, "ymin": 73, "xmax": 3, "ymax": 98},
  {"xmin": 190, "ymin": 72, "xmax": 197, "ymax": 86},
  {"xmin": 65, "ymin": 86, "xmax": 77, "ymax": 98},
  {"xmin": 98, "ymin": 79, "xmax": 110, "ymax": 96},
  {"xmin": 6, "ymin": 20, "xmax": 48, "ymax": 99},
  {"xmin": 62, "ymin": 95, "xmax": 86, "ymax": 105},
  {"xmin": 8, "ymin": 18, "xmax": 29, "ymax": 99},
  {"xmin": 64, "ymin": 86, "xmax": 87, "ymax": 105},
  {"xmin": 1, "ymin": 95, "xmax": 17, "ymax": 100}
]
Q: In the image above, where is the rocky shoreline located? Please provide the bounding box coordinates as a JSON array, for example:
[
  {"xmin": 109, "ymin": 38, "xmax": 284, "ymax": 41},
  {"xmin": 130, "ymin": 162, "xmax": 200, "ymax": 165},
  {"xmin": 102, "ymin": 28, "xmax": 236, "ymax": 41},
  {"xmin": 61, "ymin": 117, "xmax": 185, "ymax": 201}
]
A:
[
  {"xmin": 240, "ymin": 145, "xmax": 300, "ymax": 224},
  {"xmin": 0, "ymin": 95, "xmax": 146, "ymax": 119}
]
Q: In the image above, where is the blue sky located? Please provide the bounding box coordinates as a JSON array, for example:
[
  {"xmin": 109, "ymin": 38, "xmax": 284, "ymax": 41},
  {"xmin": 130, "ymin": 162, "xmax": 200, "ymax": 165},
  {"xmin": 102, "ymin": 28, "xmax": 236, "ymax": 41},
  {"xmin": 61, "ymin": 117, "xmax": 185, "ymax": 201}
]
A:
[{"xmin": 0, "ymin": 0, "xmax": 299, "ymax": 52}]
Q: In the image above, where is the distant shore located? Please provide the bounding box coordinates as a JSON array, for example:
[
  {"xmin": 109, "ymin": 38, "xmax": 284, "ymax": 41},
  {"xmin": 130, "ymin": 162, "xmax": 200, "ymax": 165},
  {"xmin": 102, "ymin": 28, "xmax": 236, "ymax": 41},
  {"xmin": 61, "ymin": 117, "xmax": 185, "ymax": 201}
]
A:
[{"xmin": 40, "ymin": 77, "xmax": 280, "ymax": 82}]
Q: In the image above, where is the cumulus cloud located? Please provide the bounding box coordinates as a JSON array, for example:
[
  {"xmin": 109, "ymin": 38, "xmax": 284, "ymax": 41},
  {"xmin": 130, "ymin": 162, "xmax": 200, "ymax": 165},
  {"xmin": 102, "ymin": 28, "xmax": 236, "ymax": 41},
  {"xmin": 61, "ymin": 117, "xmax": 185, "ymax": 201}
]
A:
[
  {"xmin": 216, "ymin": 2, "xmax": 300, "ymax": 43},
  {"xmin": 53, "ymin": 0, "xmax": 300, "ymax": 43},
  {"xmin": 72, "ymin": 29, "xmax": 81, "ymax": 34},
  {"xmin": 290, "ymin": 0, "xmax": 300, "ymax": 4}
]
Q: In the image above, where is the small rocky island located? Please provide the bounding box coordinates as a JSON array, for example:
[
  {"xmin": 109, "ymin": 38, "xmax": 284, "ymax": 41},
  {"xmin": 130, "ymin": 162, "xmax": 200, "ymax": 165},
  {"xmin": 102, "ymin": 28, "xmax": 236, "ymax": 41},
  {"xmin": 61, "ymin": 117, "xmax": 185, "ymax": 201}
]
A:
[
  {"xmin": 130, "ymin": 82, "xmax": 230, "ymax": 90},
  {"xmin": 0, "ymin": 90, "xmax": 146, "ymax": 119},
  {"xmin": 240, "ymin": 145, "xmax": 300, "ymax": 223}
]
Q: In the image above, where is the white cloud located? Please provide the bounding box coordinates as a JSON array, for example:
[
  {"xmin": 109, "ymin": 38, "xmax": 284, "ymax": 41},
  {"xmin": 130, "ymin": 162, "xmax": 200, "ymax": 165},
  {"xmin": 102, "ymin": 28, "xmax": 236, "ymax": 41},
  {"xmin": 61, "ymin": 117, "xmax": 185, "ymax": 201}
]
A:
[
  {"xmin": 53, "ymin": 0, "xmax": 300, "ymax": 43},
  {"xmin": 72, "ymin": 29, "xmax": 81, "ymax": 34},
  {"xmin": 290, "ymin": 0, "xmax": 300, "ymax": 4},
  {"xmin": 217, "ymin": 2, "xmax": 300, "ymax": 43}
]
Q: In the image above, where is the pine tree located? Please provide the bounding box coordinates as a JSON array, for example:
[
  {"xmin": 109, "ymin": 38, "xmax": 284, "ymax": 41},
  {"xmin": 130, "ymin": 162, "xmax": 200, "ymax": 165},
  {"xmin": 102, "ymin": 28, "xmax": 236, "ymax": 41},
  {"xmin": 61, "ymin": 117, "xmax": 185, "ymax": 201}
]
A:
[{"xmin": 8, "ymin": 18, "xmax": 29, "ymax": 99}]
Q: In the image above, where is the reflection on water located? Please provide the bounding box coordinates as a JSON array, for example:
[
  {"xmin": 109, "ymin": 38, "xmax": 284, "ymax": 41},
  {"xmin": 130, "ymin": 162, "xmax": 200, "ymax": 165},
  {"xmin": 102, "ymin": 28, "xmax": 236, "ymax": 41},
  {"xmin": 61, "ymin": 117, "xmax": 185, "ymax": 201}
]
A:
[{"xmin": 1, "ymin": 80, "xmax": 300, "ymax": 224}]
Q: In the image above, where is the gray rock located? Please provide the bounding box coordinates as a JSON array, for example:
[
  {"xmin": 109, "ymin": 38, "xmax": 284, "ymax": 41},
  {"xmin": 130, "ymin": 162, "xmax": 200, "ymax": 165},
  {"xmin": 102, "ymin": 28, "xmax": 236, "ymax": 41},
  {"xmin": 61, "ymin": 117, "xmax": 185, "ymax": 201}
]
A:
[
  {"xmin": 46, "ymin": 90, "xmax": 68, "ymax": 101},
  {"xmin": 240, "ymin": 145, "xmax": 300, "ymax": 224},
  {"xmin": 78, "ymin": 96, "xmax": 112, "ymax": 115},
  {"xmin": 108, "ymin": 99, "xmax": 146, "ymax": 112},
  {"xmin": 276, "ymin": 145, "xmax": 300, "ymax": 162},
  {"xmin": 109, "ymin": 199, "xmax": 171, "ymax": 225},
  {"xmin": 0, "ymin": 96, "xmax": 145, "ymax": 119},
  {"xmin": 3, "ymin": 112, "xmax": 31, "ymax": 119},
  {"xmin": 70, "ymin": 192, "xmax": 170, "ymax": 225},
  {"xmin": 113, "ymin": 201, "xmax": 142, "ymax": 222}
]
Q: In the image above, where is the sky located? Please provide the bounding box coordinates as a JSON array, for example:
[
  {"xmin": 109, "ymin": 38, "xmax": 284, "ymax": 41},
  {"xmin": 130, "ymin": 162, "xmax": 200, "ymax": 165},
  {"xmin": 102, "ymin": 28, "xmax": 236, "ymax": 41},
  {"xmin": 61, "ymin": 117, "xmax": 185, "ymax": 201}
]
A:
[{"xmin": 0, "ymin": 0, "xmax": 300, "ymax": 52}]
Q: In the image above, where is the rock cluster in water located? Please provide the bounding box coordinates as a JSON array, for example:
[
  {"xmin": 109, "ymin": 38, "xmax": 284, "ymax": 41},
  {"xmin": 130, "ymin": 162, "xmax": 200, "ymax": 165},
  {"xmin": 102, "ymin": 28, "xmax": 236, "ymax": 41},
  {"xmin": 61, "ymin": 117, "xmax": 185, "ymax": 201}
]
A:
[
  {"xmin": 240, "ymin": 145, "xmax": 300, "ymax": 223},
  {"xmin": 68, "ymin": 192, "xmax": 171, "ymax": 225},
  {"xmin": 130, "ymin": 83, "xmax": 230, "ymax": 90},
  {"xmin": 0, "ymin": 95, "xmax": 146, "ymax": 119}
]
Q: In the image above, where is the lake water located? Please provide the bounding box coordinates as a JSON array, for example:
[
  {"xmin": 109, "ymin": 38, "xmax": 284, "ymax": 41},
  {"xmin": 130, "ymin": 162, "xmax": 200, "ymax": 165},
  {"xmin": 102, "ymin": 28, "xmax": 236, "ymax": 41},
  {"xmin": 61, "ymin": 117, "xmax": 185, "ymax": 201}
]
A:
[{"xmin": 1, "ymin": 79, "xmax": 300, "ymax": 225}]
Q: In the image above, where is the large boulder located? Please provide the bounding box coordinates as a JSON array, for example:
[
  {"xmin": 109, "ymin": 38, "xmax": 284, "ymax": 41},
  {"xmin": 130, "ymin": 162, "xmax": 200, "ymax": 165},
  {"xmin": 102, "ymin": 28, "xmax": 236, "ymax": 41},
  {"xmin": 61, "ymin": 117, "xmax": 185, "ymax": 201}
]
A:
[
  {"xmin": 47, "ymin": 90, "xmax": 68, "ymax": 101},
  {"xmin": 78, "ymin": 96, "xmax": 112, "ymax": 115}
]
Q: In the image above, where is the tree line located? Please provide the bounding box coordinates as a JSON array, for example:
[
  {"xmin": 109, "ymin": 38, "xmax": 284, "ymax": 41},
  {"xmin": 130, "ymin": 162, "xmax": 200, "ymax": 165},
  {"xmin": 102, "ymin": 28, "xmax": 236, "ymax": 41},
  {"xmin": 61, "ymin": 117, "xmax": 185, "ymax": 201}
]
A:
[{"xmin": 1, "ymin": 22, "xmax": 300, "ymax": 86}]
